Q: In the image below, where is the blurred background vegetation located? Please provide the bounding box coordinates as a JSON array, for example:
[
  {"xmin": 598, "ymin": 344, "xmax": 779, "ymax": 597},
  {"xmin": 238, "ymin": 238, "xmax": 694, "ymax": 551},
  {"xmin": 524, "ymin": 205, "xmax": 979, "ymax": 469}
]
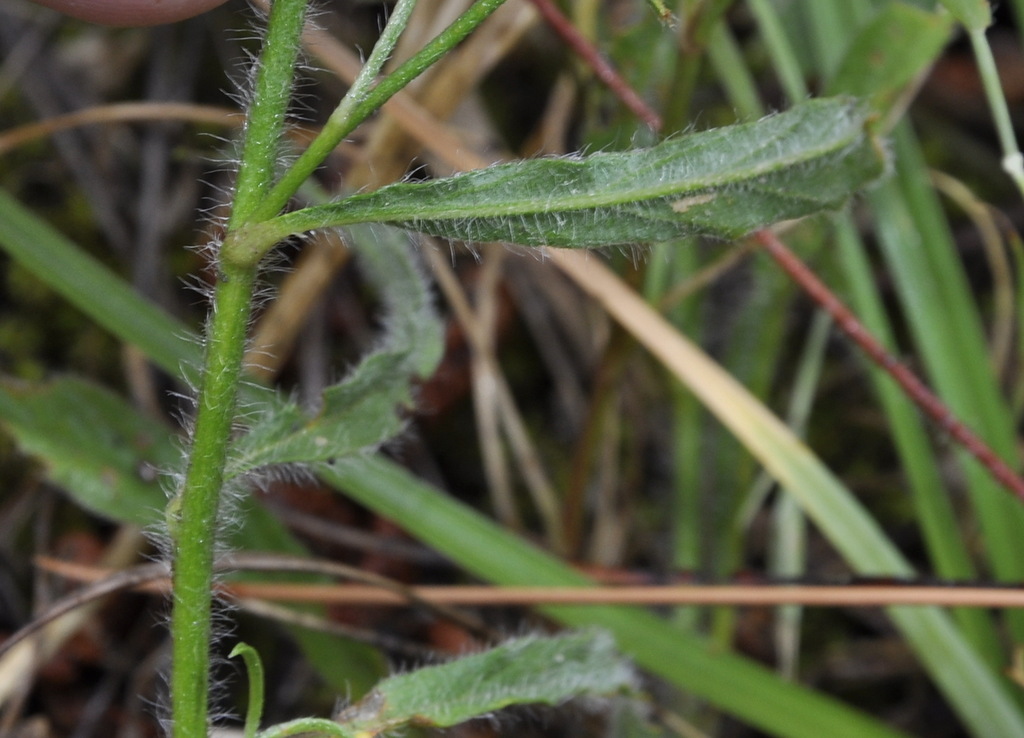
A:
[{"xmin": 2, "ymin": 0, "xmax": 1024, "ymax": 735}]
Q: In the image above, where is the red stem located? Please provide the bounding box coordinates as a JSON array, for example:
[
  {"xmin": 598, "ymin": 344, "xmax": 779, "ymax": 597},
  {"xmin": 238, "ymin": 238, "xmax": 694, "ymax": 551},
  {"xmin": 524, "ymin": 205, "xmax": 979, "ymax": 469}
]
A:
[
  {"xmin": 526, "ymin": 0, "xmax": 663, "ymax": 131},
  {"xmin": 754, "ymin": 228, "xmax": 1024, "ymax": 505}
]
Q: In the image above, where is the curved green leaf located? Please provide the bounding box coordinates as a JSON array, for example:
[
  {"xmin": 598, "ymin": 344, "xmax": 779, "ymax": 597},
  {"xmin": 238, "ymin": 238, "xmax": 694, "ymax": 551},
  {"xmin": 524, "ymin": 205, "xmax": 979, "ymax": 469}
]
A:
[{"xmin": 244, "ymin": 97, "xmax": 885, "ymax": 251}]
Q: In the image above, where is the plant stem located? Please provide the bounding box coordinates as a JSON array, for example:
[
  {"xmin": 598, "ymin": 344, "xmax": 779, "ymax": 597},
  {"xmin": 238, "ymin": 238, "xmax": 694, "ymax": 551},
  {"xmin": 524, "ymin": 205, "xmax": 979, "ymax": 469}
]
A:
[
  {"xmin": 754, "ymin": 228, "xmax": 1024, "ymax": 505},
  {"xmin": 967, "ymin": 27, "xmax": 1024, "ymax": 199},
  {"xmin": 528, "ymin": 0, "xmax": 661, "ymax": 130},
  {"xmin": 231, "ymin": 0, "xmax": 310, "ymax": 228},
  {"xmin": 261, "ymin": 0, "xmax": 420, "ymax": 216},
  {"xmin": 170, "ymin": 265, "xmax": 257, "ymax": 738},
  {"xmin": 255, "ymin": 0, "xmax": 509, "ymax": 222},
  {"xmin": 169, "ymin": 0, "xmax": 308, "ymax": 733}
]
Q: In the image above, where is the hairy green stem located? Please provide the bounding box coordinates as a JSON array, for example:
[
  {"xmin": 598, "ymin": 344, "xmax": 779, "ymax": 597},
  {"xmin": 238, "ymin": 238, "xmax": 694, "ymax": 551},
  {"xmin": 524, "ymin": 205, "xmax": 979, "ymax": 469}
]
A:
[
  {"xmin": 254, "ymin": 0, "xmax": 509, "ymax": 222},
  {"xmin": 169, "ymin": 0, "xmax": 308, "ymax": 734},
  {"xmin": 170, "ymin": 266, "xmax": 257, "ymax": 738},
  {"xmin": 249, "ymin": 0, "xmax": 415, "ymax": 221},
  {"xmin": 169, "ymin": 0, "xmax": 495, "ymax": 732},
  {"xmin": 231, "ymin": 0, "xmax": 310, "ymax": 228}
]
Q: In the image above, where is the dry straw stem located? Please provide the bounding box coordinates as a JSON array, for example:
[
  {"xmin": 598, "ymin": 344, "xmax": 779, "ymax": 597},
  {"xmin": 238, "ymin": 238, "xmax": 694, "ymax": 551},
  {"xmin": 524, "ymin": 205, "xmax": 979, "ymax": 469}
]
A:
[
  {"xmin": 0, "ymin": 528, "xmax": 142, "ymax": 708},
  {"xmin": 0, "ymin": 102, "xmax": 242, "ymax": 155},
  {"xmin": 30, "ymin": 556, "xmax": 1024, "ymax": 609},
  {"xmin": 0, "ymin": 101, "xmax": 334, "ymax": 159},
  {"xmin": 425, "ymin": 245, "xmax": 565, "ymax": 550},
  {"xmin": 211, "ymin": 583, "xmax": 1024, "ymax": 608},
  {"xmin": 6, "ymin": 553, "xmax": 486, "ymax": 661}
]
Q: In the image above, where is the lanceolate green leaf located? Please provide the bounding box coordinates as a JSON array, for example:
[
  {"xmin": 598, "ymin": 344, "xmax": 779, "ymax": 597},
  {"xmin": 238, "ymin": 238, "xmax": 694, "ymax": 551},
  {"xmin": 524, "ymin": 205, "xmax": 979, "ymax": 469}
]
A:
[{"xmin": 228, "ymin": 97, "xmax": 884, "ymax": 260}]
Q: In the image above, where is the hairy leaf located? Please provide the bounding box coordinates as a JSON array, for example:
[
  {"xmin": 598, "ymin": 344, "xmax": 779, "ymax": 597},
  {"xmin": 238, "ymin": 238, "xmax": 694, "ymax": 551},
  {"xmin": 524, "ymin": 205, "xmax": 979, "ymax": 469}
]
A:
[
  {"xmin": 227, "ymin": 224, "xmax": 442, "ymax": 476},
  {"xmin": 340, "ymin": 630, "xmax": 634, "ymax": 735},
  {"xmin": 259, "ymin": 97, "xmax": 884, "ymax": 249}
]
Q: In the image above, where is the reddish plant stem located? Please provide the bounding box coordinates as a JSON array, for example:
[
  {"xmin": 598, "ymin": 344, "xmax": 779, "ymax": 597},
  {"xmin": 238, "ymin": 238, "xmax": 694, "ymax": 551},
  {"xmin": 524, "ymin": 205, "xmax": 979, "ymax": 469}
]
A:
[
  {"xmin": 526, "ymin": 0, "xmax": 663, "ymax": 131},
  {"xmin": 754, "ymin": 228, "xmax": 1024, "ymax": 505}
]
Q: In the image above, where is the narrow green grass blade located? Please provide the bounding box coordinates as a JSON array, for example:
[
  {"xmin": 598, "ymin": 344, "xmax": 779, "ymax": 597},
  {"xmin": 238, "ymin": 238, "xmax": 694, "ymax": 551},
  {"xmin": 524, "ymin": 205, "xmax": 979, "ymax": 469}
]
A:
[
  {"xmin": 747, "ymin": 0, "xmax": 810, "ymax": 102},
  {"xmin": 826, "ymin": 3, "xmax": 953, "ymax": 113},
  {"xmin": 794, "ymin": 0, "xmax": 865, "ymax": 80},
  {"xmin": 833, "ymin": 218, "xmax": 999, "ymax": 666},
  {"xmin": 0, "ymin": 377, "xmax": 175, "ymax": 526},
  {"xmin": 319, "ymin": 457, "xmax": 906, "ymax": 738},
  {"xmin": 0, "ymin": 190, "xmax": 200, "ymax": 380},
  {"xmin": 1011, "ymin": 0, "xmax": 1024, "ymax": 46},
  {"xmin": 550, "ymin": 251, "xmax": 1024, "ymax": 737},
  {"xmin": 872, "ymin": 127, "xmax": 1024, "ymax": 591},
  {"xmin": 706, "ymin": 22, "xmax": 762, "ymax": 120}
]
